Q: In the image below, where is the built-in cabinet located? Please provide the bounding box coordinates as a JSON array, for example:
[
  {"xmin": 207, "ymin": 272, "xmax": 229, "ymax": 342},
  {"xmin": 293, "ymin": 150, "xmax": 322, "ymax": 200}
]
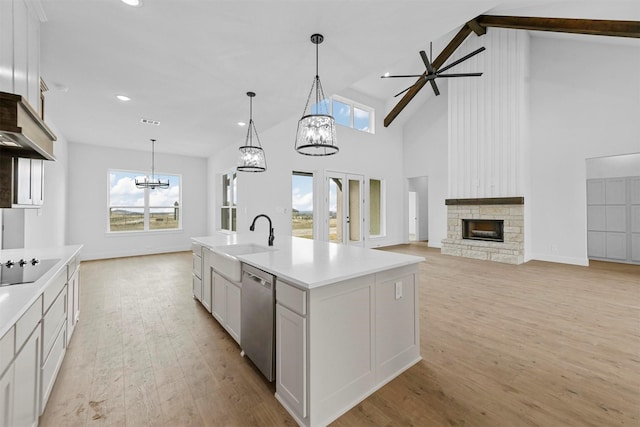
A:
[
  {"xmin": 191, "ymin": 243, "xmax": 242, "ymax": 345},
  {"xmin": 0, "ymin": 253, "xmax": 81, "ymax": 426},
  {"xmin": 192, "ymin": 243, "xmax": 203, "ymax": 302},
  {"xmin": 587, "ymin": 176, "xmax": 640, "ymax": 264},
  {"xmin": 274, "ymin": 265, "xmax": 420, "ymax": 427},
  {"xmin": 0, "ymin": 0, "xmax": 42, "ymax": 110},
  {"xmin": 212, "ymin": 272, "xmax": 241, "ymax": 344},
  {"xmin": 14, "ymin": 157, "xmax": 44, "ymax": 206}
]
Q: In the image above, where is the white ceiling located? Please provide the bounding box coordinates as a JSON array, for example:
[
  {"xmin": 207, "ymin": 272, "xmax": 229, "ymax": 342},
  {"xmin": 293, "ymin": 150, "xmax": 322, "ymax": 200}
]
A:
[{"xmin": 39, "ymin": 0, "xmax": 640, "ymax": 158}]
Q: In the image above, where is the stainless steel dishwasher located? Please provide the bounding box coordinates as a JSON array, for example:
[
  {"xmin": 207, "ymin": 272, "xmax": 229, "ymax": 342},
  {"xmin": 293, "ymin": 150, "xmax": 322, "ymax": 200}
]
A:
[{"xmin": 240, "ymin": 263, "xmax": 276, "ymax": 382}]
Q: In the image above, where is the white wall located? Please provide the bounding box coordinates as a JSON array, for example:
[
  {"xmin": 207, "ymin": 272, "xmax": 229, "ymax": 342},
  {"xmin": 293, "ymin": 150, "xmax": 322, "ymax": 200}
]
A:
[
  {"xmin": 529, "ymin": 36, "xmax": 640, "ymax": 265},
  {"xmin": 67, "ymin": 142, "xmax": 208, "ymax": 260},
  {"xmin": 402, "ymin": 88, "xmax": 448, "ymax": 248},
  {"xmin": 208, "ymin": 89, "xmax": 406, "ymax": 249},
  {"xmin": 23, "ymin": 120, "xmax": 68, "ymax": 249}
]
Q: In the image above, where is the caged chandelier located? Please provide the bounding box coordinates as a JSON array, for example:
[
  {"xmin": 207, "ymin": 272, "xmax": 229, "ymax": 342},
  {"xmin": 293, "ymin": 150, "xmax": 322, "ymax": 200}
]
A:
[
  {"xmin": 237, "ymin": 91, "xmax": 267, "ymax": 172},
  {"xmin": 294, "ymin": 33, "xmax": 338, "ymax": 156},
  {"xmin": 135, "ymin": 138, "xmax": 169, "ymax": 190}
]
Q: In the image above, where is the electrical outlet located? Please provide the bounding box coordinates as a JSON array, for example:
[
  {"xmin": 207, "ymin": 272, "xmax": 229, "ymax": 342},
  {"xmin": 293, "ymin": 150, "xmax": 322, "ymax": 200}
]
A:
[{"xmin": 395, "ymin": 281, "xmax": 402, "ymax": 300}]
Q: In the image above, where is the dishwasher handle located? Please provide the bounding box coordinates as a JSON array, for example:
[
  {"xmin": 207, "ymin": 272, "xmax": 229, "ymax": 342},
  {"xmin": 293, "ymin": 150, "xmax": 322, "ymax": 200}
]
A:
[{"xmin": 243, "ymin": 270, "xmax": 272, "ymax": 289}]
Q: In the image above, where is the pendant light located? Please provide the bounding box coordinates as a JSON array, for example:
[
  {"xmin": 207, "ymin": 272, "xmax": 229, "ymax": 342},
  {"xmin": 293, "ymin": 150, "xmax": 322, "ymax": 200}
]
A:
[
  {"xmin": 294, "ymin": 33, "xmax": 338, "ymax": 156},
  {"xmin": 237, "ymin": 91, "xmax": 267, "ymax": 172},
  {"xmin": 135, "ymin": 139, "xmax": 169, "ymax": 189}
]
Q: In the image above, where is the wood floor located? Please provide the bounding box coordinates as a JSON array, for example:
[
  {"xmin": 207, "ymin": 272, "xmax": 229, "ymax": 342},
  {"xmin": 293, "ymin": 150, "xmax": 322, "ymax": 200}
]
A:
[{"xmin": 40, "ymin": 245, "xmax": 640, "ymax": 426}]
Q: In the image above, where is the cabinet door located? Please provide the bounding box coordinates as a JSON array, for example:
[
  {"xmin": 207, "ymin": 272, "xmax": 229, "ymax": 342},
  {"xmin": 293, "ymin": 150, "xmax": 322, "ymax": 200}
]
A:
[
  {"xmin": 225, "ymin": 282, "xmax": 241, "ymax": 344},
  {"xmin": 31, "ymin": 159, "xmax": 44, "ymax": 206},
  {"xmin": 192, "ymin": 275, "xmax": 202, "ymax": 302},
  {"xmin": 212, "ymin": 273, "xmax": 226, "ymax": 324},
  {"xmin": 276, "ymin": 303, "xmax": 307, "ymax": 419},
  {"xmin": 40, "ymin": 324, "xmax": 66, "ymax": 413},
  {"xmin": 15, "ymin": 158, "xmax": 32, "ymax": 205},
  {"xmin": 14, "ymin": 328, "xmax": 41, "ymax": 427},
  {"xmin": 0, "ymin": 364, "xmax": 14, "ymax": 427},
  {"xmin": 67, "ymin": 268, "xmax": 80, "ymax": 342}
]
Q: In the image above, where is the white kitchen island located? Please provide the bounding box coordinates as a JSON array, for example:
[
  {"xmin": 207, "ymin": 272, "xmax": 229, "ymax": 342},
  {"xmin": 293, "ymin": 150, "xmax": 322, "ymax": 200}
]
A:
[{"xmin": 192, "ymin": 234, "xmax": 424, "ymax": 427}]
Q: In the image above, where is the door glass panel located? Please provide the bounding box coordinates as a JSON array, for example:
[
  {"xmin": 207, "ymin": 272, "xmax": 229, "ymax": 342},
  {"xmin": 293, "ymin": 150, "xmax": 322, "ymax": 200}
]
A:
[
  {"xmin": 328, "ymin": 177, "xmax": 343, "ymax": 243},
  {"xmin": 348, "ymin": 178, "xmax": 361, "ymax": 242},
  {"xmin": 292, "ymin": 172, "xmax": 314, "ymax": 239}
]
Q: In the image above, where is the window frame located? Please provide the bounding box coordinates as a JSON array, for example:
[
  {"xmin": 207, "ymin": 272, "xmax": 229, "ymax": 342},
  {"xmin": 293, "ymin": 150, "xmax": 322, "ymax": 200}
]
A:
[
  {"xmin": 368, "ymin": 178, "xmax": 386, "ymax": 239},
  {"xmin": 107, "ymin": 168, "xmax": 182, "ymax": 234},
  {"xmin": 331, "ymin": 94, "xmax": 375, "ymax": 134},
  {"xmin": 220, "ymin": 170, "xmax": 237, "ymax": 233}
]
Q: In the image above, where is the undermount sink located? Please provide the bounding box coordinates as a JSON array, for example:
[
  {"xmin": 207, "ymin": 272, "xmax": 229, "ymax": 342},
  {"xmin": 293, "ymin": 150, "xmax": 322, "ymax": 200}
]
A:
[{"xmin": 209, "ymin": 244, "xmax": 276, "ymax": 282}]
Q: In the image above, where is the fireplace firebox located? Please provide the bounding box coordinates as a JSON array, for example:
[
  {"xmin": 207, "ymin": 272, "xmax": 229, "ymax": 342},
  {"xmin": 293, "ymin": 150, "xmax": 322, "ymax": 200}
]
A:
[{"xmin": 462, "ymin": 219, "xmax": 504, "ymax": 242}]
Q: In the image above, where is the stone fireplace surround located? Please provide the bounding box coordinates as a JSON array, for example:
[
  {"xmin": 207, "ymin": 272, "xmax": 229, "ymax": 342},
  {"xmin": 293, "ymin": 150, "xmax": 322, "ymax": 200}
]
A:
[{"xmin": 441, "ymin": 197, "xmax": 524, "ymax": 265}]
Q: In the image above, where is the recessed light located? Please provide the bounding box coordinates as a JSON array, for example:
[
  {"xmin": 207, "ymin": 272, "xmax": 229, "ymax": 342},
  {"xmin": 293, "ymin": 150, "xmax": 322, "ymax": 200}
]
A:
[
  {"xmin": 383, "ymin": 72, "xmax": 390, "ymax": 77},
  {"xmin": 116, "ymin": 95, "xmax": 131, "ymax": 102},
  {"xmin": 237, "ymin": 121, "xmax": 246, "ymax": 127},
  {"xmin": 121, "ymin": 0, "xmax": 142, "ymax": 6}
]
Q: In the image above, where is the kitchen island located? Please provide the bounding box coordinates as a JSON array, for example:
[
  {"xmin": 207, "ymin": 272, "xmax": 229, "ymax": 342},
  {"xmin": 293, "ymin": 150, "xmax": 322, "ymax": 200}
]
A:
[{"xmin": 192, "ymin": 234, "xmax": 423, "ymax": 427}]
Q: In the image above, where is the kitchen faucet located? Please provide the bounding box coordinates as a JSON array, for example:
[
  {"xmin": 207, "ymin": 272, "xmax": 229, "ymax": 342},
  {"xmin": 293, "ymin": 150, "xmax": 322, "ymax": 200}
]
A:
[{"xmin": 250, "ymin": 214, "xmax": 275, "ymax": 246}]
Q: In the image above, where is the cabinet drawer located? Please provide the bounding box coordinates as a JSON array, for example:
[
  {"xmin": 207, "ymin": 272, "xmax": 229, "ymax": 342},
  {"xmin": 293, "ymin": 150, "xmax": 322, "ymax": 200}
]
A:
[
  {"xmin": 42, "ymin": 287, "xmax": 67, "ymax": 359},
  {"xmin": 67, "ymin": 254, "xmax": 80, "ymax": 280},
  {"xmin": 41, "ymin": 324, "xmax": 66, "ymax": 412},
  {"xmin": 276, "ymin": 280, "xmax": 307, "ymax": 316},
  {"xmin": 43, "ymin": 268, "xmax": 66, "ymax": 313},
  {"xmin": 0, "ymin": 326, "xmax": 14, "ymax": 376},
  {"xmin": 16, "ymin": 296, "xmax": 42, "ymax": 351},
  {"xmin": 191, "ymin": 243, "xmax": 202, "ymax": 257},
  {"xmin": 193, "ymin": 254, "xmax": 202, "ymax": 278}
]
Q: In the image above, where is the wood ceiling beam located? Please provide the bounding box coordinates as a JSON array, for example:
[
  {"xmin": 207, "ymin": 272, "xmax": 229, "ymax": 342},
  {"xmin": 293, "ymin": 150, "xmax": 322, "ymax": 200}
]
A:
[
  {"xmin": 383, "ymin": 16, "xmax": 640, "ymax": 128},
  {"xmin": 383, "ymin": 24, "xmax": 473, "ymax": 128},
  {"xmin": 476, "ymin": 15, "xmax": 640, "ymax": 38}
]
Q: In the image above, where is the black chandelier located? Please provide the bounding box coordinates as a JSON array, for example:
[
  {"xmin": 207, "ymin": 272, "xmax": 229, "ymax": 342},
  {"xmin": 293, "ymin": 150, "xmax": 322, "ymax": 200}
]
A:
[
  {"xmin": 135, "ymin": 139, "xmax": 169, "ymax": 189},
  {"xmin": 294, "ymin": 33, "xmax": 338, "ymax": 156},
  {"xmin": 237, "ymin": 91, "xmax": 267, "ymax": 172}
]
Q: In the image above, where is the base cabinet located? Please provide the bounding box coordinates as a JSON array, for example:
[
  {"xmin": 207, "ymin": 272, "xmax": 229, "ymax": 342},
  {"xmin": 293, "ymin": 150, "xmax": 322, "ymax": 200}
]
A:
[
  {"xmin": 276, "ymin": 303, "xmax": 307, "ymax": 420},
  {"xmin": 0, "ymin": 364, "xmax": 14, "ymax": 427},
  {"xmin": 13, "ymin": 328, "xmax": 41, "ymax": 427},
  {"xmin": 212, "ymin": 272, "xmax": 241, "ymax": 344},
  {"xmin": 67, "ymin": 266, "xmax": 80, "ymax": 342},
  {"xmin": 192, "ymin": 244, "xmax": 203, "ymax": 302}
]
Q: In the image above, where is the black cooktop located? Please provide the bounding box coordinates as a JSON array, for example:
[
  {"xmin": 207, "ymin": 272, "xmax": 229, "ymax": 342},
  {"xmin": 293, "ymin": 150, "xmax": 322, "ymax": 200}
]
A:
[{"xmin": 0, "ymin": 258, "xmax": 60, "ymax": 287}]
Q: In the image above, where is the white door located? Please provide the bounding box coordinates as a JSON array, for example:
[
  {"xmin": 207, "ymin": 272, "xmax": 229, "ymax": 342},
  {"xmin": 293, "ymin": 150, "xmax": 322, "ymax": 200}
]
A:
[
  {"xmin": 408, "ymin": 192, "xmax": 417, "ymax": 241},
  {"xmin": 327, "ymin": 172, "xmax": 364, "ymax": 246}
]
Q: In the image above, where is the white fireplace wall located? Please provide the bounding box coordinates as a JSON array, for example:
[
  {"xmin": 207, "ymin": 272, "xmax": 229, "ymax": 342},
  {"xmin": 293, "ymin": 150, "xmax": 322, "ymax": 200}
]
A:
[{"xmin": 448, "ymin": 29, "xmax": 530, "ymax": 200}]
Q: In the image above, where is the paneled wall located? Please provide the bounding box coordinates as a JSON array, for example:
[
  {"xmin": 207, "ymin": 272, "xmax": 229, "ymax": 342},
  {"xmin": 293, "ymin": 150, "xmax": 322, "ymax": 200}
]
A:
[
  {"xmin": 0, "ymin": 0, "xmax": 43, "ymax": 109},
  {"xmin": 448, "ymin": 29, "xmax": 530, "ymax": 199}
]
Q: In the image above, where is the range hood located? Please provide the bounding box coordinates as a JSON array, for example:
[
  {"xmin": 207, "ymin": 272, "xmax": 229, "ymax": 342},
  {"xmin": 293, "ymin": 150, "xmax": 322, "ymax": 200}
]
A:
[{"xmin": 0, "ymin": 91, "xmax": 56, "ymax": 161}]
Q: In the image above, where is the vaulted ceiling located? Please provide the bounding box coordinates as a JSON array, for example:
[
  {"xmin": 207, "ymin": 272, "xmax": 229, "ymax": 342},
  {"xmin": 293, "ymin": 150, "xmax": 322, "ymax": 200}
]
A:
[{"xmin": 39, "ymin": 1, "xmax": 640, "ymax": 158}]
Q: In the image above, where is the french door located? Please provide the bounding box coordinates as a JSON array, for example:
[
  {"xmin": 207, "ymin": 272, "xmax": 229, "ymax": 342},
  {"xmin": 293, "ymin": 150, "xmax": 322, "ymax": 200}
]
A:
[{"xmin": 326, "ymin": 172, "xmax": 364, "ymax": 246}]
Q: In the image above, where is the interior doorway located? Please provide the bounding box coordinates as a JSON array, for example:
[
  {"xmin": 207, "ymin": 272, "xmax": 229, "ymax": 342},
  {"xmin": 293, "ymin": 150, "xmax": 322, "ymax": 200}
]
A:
[{"xmin": 407, "ymin": 176, "xmax": 428, "ymax": 243}]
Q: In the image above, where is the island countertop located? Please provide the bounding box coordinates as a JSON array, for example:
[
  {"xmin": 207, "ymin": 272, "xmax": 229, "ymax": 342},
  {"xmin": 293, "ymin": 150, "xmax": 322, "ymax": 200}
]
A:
[
  {"xmin": 0, "ymin": 245, "xmax": 83, "ymax": 339},
  {"xmin": 191, "ymin": 234, "xmax": 423, "ymax": 289}
]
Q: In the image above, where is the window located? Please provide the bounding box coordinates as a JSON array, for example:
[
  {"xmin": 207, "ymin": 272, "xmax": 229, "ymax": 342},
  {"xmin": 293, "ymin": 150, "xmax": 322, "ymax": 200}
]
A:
[
  {"xmin": 108, "ymin": 170, "xmax": 181, "ymax": 232},
  {"xmin": 221, "ymin": 171, "xmax": 237, "ymax": 232},
  {"xmin": 369, "ymin": 179, "xmax": 385, "ymax": 237},
  {"xmin": 292, "ymin": 171, "xmax": 314, "ymax": 239},
  {"xmin": 312, "ymin": 95, "xmax": 375, "ymax": 134}
]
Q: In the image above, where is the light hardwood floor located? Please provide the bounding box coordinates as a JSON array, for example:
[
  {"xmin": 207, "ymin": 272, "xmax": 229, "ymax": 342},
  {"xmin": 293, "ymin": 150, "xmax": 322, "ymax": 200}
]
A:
[{"xmin": 40, "ymin": 245, "xmax": 639, "ymax": 426}]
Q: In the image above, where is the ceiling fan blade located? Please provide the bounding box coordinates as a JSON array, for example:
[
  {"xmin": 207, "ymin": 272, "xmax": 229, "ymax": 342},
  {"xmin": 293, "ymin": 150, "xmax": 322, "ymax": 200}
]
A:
[
  {"xmin": 394, "ymin": 85, "xmax": 414, "ymax": 98},
  {"xmin": 437, "ymin": 46, "xmax": 486, "ymax": 74},
  {"xmin": 419, "ymin": 50, "xmax": 437, "ymax": 75},
  {"xmin": 381, "ymin": 74, "xmax": 425, "ymax": 78},
  {"xmin": 429, "ymin": 80, "xmax": 440, "ymax": 96},
  {"xmin": 436, "ymin": 72, "xmax": 483, "ymax": 78}
]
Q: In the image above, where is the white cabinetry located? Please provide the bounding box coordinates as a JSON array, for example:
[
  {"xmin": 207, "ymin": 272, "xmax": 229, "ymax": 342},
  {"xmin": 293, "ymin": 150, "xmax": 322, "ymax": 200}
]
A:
[
  {"xmin": 212, "ymin": 272, "xmax": 241, "ymax": 344},
  {"xmin": 202, "ymin": 249, "xmax": 212, "ymax": 313},
  {"xmin": 0, "ymin": 326, "xmax": 15, "ymax": 427},
  {"xmin": 192, "ymin": 243, "xmax": 203, "ymax": 302},
  {"xmin": 14, "ymin": 158, "xmax": 44, "ymax": 207},
  {"xmin": 66, "ymin": 254, "xmax": 80, "ymax": 342},
  {"xmin": 0, "ymin": 0, "xmax": 42, "ymax": 109},
  {"xmin": 276, "ymin": 280, "xmax": 307, "ymax": 421}
]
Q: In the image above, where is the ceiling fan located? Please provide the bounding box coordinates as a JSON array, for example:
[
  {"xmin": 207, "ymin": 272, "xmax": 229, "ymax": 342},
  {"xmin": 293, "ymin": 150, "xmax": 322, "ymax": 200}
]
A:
[{"xmin": 382, "ymin": 43, "xmax": 486, "ymax": 97}]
